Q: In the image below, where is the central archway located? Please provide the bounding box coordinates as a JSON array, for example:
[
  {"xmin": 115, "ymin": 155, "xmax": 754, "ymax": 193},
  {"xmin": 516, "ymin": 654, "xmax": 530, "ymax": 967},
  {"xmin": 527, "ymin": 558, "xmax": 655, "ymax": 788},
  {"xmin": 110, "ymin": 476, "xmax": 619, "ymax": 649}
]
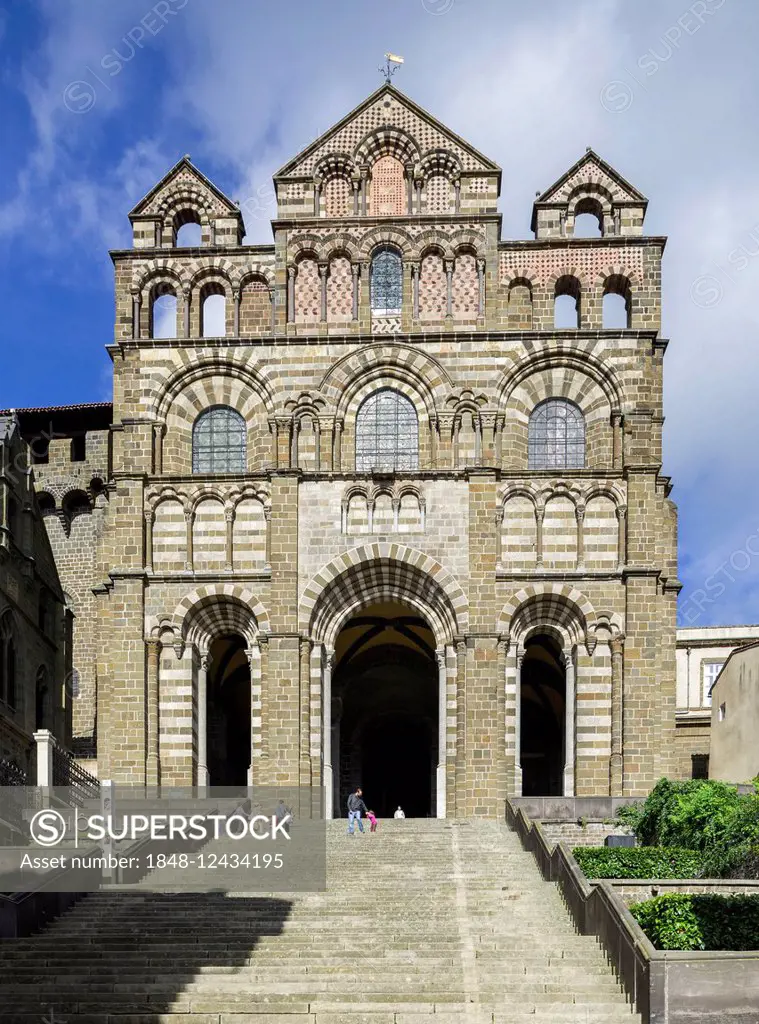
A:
[
  {"xmin": 303, "ymin": 546, "xmax": 467, "ymax": 818},
  {"xmin": 334, "ymin": 601, "xmax": 437, "ymax": 818}
]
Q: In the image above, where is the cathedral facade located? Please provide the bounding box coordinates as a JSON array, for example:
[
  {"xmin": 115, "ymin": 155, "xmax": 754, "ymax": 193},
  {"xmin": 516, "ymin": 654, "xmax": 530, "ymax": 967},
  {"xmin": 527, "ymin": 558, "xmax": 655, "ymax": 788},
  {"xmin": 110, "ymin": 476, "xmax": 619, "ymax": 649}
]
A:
[{"xmin": 21, "ymin": 85, "xmax": 684, "ymax": 816}]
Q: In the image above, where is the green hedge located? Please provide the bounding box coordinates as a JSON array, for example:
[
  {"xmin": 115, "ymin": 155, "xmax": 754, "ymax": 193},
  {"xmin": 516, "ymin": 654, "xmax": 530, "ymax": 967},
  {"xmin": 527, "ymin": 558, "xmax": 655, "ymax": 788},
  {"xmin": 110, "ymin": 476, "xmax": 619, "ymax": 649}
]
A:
[
  {"xmin": 573, "ymin": 846, "xmax": 702, "ymax": 880},
  {"xmin": 631, "ymin": 893, "xmax": 759, "ymax": 950}
]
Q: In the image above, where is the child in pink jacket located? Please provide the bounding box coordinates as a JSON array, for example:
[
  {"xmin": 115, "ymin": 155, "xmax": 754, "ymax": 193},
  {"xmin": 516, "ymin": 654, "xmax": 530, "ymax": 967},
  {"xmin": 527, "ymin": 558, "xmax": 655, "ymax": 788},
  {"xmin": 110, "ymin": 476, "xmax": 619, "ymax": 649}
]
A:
[{"xmin": 366, "ymin": 810, "xmax": 378, "ymax": 832}]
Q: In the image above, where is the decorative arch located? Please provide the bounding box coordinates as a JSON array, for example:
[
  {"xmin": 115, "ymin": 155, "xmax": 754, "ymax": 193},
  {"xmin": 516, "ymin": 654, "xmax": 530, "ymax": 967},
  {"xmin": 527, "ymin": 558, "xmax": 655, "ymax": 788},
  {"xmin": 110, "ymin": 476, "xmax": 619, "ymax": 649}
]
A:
[
  {"xmin": 171, "ymin": 584, "xmax": 270, "ymax": 650},
  {"xmin": 354, "ymin": 127, "xmax": 421, "ymax": 167},
  {"xmin": 498, "ymin": 347, "xmax": 623, "ymax": 414},
  {"xmin": 498, "ymin": 584, "xmax": 597, "ymax": 650},
  {"xmin": 300, "ymin": 544, "xmax": 468, "ymax": 645},
  {"xmin": 320, "ymin": 344, "xmax": 451, "ymax": 416},
  {"xmin": 359, "ymin": 226, "xmax": 414, "ymax": 261},
  {"xmin": 156, "ymin": 358, "xmax": 276, "ymax": 421}
]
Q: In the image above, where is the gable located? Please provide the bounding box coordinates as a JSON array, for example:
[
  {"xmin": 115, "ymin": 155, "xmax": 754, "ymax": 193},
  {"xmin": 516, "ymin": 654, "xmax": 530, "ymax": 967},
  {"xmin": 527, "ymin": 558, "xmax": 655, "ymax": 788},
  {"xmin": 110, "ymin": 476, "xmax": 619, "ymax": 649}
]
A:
[
  {"xmin": 276, "ymin": 84, "xmax": 500, "ymax": 179},
  {"xmin": 536, "ymin": 150, "xmax": 646, "ymax": 205},
  {"xmin": 129, "ymin": 157, "xmax": 239, "ymax": 219}
]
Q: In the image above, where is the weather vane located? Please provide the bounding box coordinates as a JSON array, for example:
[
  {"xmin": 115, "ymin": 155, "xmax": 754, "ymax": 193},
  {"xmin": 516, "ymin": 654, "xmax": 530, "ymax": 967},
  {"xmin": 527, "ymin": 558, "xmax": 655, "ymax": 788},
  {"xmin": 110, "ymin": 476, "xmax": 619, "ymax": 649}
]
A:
[{"xmin": 379, "ymin": 53, "xmax": 404, "ymax": 83}]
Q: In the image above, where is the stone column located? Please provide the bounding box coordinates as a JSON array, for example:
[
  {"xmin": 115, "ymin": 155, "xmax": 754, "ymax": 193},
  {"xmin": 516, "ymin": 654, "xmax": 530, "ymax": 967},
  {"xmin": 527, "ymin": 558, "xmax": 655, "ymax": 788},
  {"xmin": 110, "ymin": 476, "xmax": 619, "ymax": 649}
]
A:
[
  {"xmin": 360, "ymin": 165, "xmax": 369, "ymax": 216},
  {"xmin": 319, "ymin": 263, "xmax": 328, "ymax": 323},
  {"xmin": 436, "ymin": 647, "xmax": 447, "ymax": 818},
  {"xmin": 224, "ymin": 505, "xmax": 235, "ymax": 572},
  {"xmin": 152, "ymin": 423, "xmax": 164, "ymax": 475},
  {"xmin": 535, "ymin": 505, "xmax": 545, "ymax": 568},
  {"xmin": 287, "ymin": 266, "xmax": 296, "ymax": 323},
  {"xmin": 264, "ymin": 505, "xmax": 272, "ymax": 570},
  {"xmin": 563, "ymin": 646, "xmax": 576, "ymax": 797},
  {"xmin": 495, "ymin": 507, "xmax": 504, "ymax": 566},
  {"xmin": 184, "ymin": 508, "xmax": 194, "ymax": 571},
  {"xmin": 183, "ymin": 288, "xmax": 191, "ymax": 337},
  {"xmin": 333, "ymin": 419, "xmax": 343, "ymax": 472},
  {"xmin": 477, "ymin": 258, "xmax": 486, "ymax": 318},
  {"xmin": 452, "ymin": 415, "xmax": 461, "ymax": 470},
  {"xmin": 392, "ymin": 498, "xmax": 400, "ymax": 533},
  {"xmin": 313, "ymin": 176, "xmax": 321, "ymax": 217},
  {"xmin": 429, "ymin": 415, "xmax": 438, "ymax": 469},
  {"xmin": 576, "ymin": 504, "xmax": 586, "ymax": 570},
  {"xmin": 612, "ymin": 412, "xmax": 623, "ymax": 468},
  {"xmin": 299, "ymin": 638, "xmax": 312, "ymax": 786},
  {"xmin": 145, "ymin": 638, "xmax": 160, "ymax": 787},
  {"xmin": 513, "ymin": 645, "xmax": 524, "ymax": 796},
  {"xmin": 351, "ymin": 176, "xmax": 360, "ymax": 216},
  {"xmin": 405, "ymin": 162, "xmax": 415, "ymax": 215},
  {"xmin": 291, "ymin": 418, "xmax": 300, "ymax": 469},
  {"xmin": 454, "ymin": 179, "xmax": 461, "ymax": 214},
  {"xmin": 351, "ymin": 263, "xmax": 360, "ymax": 321},
  {"xmin": 269, "ymin": 289, "xmax": 276, "ymax": 335},
  {"xmin": 132, "ymin": 292, "xmax": 141, "ymax": 340},
  {"xmin": 454, "ymin": 637, "xmax": 467, "ymax": 814},
  {"xmin": 616, "ymin": 506, "xmax": 627, "ymax": 569},
  {"xmin": 233, "ymin": 289, "xmax": 240, "ymax": 336},
  {"xmin": 414, "ymin": 177, "xmax": 422, "ymax": 213},
  {"xmin": 314, "ymin": 419, "xmax": 321, "ymax": 472},
  {"xmin": 496, "ymin": 635, "xmax": 508, "ymax": 799},
  {"xmin": 445, "ymin": 259, "xmax": 454, "ymax": 319},
  {"xmin": 197, "ymin": 651, "xmax": 210, "ymax": 788},
  {"xmin": 322, "ymin": 646, "xmax": 335, "ymax": 818},
  {"xmin": 411, "ymin": 262, "xmax": 420, "ymax": 320},
  {"xmin": 144, "ymin": 509, "xmax": 155, "ymax": 573},
  {"xmin": 474, "ymin": 417, "xmax": 483, "ymax": 464},
  {"xmin": 610, "ymin": 636, "xmax": 624, "ymax": 796},
  {"xmin": 257, "ymin": 634, "xmax": 270, "ymax": 771}
]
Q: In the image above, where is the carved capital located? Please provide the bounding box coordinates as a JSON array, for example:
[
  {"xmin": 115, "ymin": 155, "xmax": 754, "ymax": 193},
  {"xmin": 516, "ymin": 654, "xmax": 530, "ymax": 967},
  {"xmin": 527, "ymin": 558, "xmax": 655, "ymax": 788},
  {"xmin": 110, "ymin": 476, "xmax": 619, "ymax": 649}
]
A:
[
  {"xmin": 616, "ymin": 505, "xmax": 627, "ymax": 521},
  {"xmin": 435, "ymin": 647, "xmax": 447, "ymax": 670}
]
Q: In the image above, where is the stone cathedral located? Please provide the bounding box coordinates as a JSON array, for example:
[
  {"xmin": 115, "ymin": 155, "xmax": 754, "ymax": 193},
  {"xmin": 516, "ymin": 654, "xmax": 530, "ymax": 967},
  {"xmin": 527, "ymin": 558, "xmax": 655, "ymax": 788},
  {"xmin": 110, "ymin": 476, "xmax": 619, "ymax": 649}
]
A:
[{"xmin": 7, "ymin": 85, "xmax": 685, "ymax": 817}]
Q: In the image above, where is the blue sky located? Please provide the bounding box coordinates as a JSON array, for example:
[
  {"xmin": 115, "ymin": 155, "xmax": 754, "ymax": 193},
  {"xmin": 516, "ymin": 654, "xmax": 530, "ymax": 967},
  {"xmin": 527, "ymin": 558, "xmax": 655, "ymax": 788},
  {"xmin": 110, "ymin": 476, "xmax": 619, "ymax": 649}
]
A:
[{"xmin": 1, "ymin": 0, "xmax": 757, "ymax": 626}]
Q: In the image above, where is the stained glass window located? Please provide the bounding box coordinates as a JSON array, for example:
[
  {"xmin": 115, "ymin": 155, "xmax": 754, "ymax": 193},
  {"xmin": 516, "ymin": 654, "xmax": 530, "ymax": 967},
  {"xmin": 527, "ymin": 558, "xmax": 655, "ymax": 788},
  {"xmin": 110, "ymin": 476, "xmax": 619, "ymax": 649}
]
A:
[
  {"xmin": 192, "ymin": 406, "xmax": 246, "ymax": 474},
  {"xmin": 528, "ymin": 399, "xmax": 585, "ymax": 470},
  {"xmin": 356, "ymin": 389, "xmax": 418, "ymax": 472},
  {"xmin": 370, "ymin": 247, "xmax": 403, "ymax": 315}
]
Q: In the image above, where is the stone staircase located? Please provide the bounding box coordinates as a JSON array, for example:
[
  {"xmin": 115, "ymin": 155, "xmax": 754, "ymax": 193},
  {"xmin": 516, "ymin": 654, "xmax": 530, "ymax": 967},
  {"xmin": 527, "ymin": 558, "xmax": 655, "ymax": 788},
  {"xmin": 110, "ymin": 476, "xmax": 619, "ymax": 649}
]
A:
[{"xmin": 0, "ymin": 819, "xmax": 640, "ymax": 1022}]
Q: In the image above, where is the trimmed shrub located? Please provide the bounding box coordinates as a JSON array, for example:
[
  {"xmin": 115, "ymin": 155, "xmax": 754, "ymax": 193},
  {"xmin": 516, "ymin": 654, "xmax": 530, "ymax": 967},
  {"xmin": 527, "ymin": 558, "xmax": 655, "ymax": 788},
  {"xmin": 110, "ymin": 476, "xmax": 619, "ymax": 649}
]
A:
[
  {"xmin": 631, "ymin": 893, "xmax": 759, "ymax": 951},
  {"xmin": 573, "ymin": 846, "xmax": 702, "ymax": 880}
]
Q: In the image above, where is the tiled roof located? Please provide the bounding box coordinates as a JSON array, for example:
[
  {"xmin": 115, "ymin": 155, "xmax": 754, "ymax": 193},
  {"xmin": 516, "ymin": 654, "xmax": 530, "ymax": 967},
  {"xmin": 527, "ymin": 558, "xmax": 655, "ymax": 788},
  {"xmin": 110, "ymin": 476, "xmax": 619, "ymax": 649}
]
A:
[{"xmin": 0, "ymin": 402, "xmax": 112, "ymax": 414}]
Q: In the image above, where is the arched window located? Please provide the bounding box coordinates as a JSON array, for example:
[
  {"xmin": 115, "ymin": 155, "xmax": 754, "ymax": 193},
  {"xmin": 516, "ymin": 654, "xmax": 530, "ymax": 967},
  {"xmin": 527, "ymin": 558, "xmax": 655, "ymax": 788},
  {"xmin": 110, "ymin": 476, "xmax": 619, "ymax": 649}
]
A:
[
  {"xmin": 35, "ymin": 666, "xmax": 51, "ymax": 731},
  {"xmin": 356, "ymin": 389, "xmax": 419, "ymax": 472},
  {"xmin": 192, "ymin": 406, "xmax": 246, "ymax": 474},
  {"xmin": 573, "ymin": 198, "xmax": 604, "ymax": 238},
  {"xmin": 0, "ymin": 613, "xmax": 14, "ymax": 707},
  {"xmin": 151, "ymin": 285, "xmax": 178, "ymax": 338},
  {"xmin": 603, "ymin": 275, "xmax": 632, "ymax": 329},
  {"xmin": 200, "ymin": 283, "xmax": 226, "ymax": 337},
  {"xmin": 174, "ymin": 209, "xmax": 202, "ymax": 247},
  {"xmin": 528, "ymin": 399, "xmax": 585, "ymax": 470},
  {"xmin": 370, "ymin": 247, "xmax": 402, "ymax": 315},
  {"xmin": 554, "ymin": 275, "xmax": 581, "ymax": 329}
]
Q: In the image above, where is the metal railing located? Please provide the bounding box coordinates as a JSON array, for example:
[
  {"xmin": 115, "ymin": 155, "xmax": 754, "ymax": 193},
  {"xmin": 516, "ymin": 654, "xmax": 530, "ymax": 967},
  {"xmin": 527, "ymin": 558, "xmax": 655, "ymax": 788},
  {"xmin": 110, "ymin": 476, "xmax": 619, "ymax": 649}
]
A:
[{"xmin": 52, "ymin": 744, "xmax": 100, "ymax": 803}]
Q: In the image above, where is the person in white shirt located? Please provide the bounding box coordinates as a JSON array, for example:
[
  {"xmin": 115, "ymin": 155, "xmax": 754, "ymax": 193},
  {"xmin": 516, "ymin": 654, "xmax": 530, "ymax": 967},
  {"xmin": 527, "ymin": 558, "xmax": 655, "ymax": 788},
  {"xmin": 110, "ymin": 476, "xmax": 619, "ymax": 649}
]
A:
[{"xmin": 393, "ymin": 806, "xmax": 405, "ymax": 819}]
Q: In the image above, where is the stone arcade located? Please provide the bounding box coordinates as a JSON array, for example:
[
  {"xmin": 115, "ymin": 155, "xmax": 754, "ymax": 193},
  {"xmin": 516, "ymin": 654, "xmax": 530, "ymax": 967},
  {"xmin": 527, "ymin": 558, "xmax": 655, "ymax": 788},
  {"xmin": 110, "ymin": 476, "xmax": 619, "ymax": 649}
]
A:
[{"xmin": 5, "ymin": 85, "xmax": 689, "ymax": 815}]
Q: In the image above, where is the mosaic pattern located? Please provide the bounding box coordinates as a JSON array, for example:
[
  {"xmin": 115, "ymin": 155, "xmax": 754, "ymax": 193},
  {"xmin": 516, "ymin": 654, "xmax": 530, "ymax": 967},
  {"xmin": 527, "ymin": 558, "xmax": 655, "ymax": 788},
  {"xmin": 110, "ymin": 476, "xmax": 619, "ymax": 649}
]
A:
[
  {"xmin": 419, "ymin": 253, "xmax": 447, "ymax": 319},
  {"xmin": 324, "ymin": 175, "xmax": 352, "ymax": 217},
  {"xmin": 452, "ymin": 253, "xmax": 478, "ymax": 317},
  {"xmin": 370, "ymin": 155, "xmax": 406, "ymax": 216},
  {"xmin": 327, "ymin": 256, "xmax": 353, "ymax": 321},
  {"xmin": 295, "ymin": 258, "xmax": 320, "ymax": 322}
]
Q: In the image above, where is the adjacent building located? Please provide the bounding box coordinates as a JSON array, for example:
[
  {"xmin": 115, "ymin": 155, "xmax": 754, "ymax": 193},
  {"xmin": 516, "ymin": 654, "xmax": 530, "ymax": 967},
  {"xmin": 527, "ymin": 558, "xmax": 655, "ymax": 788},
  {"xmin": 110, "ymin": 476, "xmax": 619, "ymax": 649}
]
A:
[
  {"xmin": 709, "ymin": 641, "xmax": 759, "ymax": 783},
  {"xmin": 0, "ymin": 413, "xmax": 71, "ymax": 778}
]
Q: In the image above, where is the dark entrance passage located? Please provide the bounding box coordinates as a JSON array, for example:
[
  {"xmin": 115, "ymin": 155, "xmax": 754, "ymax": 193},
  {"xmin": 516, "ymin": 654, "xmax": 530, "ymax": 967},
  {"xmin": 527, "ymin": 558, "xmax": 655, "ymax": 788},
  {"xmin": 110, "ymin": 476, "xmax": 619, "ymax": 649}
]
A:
[
  {"xmin": 520, "ymin": 632, "xmax": 565, "ymax": 796},
  {"xmin": 207, "ymin": 634, "xmax": 251, "ymax": 786},
  {"xmin": 334, "ymin": 602, "xmax": 437, "ymax": 818}
]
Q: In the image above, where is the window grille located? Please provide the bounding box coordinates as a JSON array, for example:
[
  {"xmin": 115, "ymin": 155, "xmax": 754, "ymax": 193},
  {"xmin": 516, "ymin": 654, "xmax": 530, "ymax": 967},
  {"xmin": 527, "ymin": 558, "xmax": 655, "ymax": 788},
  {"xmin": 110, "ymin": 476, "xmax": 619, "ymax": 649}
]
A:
[
  {"xmin": 370, "ymin": 247, "xmax": 403, "ymax": 315},
  {"xmin": 192, "ymin": 406, "xmax": 246, "ymax": 474},
  {"xmin": 528, "ymin": 399, "xmax": 585, "ymax": 470},
  {"xmin": 356, "ymin": 389, "xmax": 418, "ymax": 472}
]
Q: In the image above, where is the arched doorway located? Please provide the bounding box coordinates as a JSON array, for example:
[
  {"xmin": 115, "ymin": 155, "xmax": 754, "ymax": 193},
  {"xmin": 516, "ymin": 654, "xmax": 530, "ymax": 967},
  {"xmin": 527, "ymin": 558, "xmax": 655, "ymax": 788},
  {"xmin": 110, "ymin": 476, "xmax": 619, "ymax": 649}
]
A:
[
  {"xmin": 206, "ymin": 634, "xmax": 251, "ymax": 786},
  {"xmin": 333, "ymin": 601, "xmax": 437, "ymax": 818},
  {"xmin": 520, "ymin": 633, "xmax": 566, "ymax": 796}
]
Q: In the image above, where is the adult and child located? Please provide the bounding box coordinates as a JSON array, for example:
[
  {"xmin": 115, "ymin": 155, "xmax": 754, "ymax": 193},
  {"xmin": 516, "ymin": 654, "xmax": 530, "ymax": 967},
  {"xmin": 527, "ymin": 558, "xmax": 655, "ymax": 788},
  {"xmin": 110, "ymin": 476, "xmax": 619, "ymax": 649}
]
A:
[{"xmin": 346, "ymin": 788, "xmax": 405, "ymax": 833}]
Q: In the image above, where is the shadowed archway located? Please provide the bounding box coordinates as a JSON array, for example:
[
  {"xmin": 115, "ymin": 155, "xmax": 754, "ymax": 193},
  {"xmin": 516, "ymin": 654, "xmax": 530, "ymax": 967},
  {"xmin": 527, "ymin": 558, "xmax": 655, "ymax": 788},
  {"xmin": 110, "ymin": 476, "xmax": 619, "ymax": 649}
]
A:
[{"xmin": 334, "ymin": 601, "xmax": 437, "ymax": 818}]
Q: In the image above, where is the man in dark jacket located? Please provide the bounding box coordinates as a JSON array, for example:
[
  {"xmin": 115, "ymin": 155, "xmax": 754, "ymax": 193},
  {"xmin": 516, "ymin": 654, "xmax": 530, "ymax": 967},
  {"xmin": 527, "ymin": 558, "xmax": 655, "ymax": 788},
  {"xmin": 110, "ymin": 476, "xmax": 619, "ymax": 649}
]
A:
[{"xmin": 347, "ymin": 787, "xmax": 367, "ymax": 834}]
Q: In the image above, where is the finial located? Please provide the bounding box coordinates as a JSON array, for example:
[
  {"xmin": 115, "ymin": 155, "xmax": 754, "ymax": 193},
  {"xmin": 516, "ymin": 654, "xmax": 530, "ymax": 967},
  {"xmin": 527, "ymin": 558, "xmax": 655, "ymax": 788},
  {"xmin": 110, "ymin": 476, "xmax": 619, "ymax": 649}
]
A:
[
  {"xmin": 586, "ymin": 146, "xmax": 592, "ymax": 152},
  {"xmin": 379, "ymin": 53, "xmax": 404, "ymax": 83},
  {"xmin": 183, "ymin": 154, "xmax": 191, "ymax": 161},
  {"xmin": 535, "ymin": 190, "xmax": 541, "ymax": 197}
]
